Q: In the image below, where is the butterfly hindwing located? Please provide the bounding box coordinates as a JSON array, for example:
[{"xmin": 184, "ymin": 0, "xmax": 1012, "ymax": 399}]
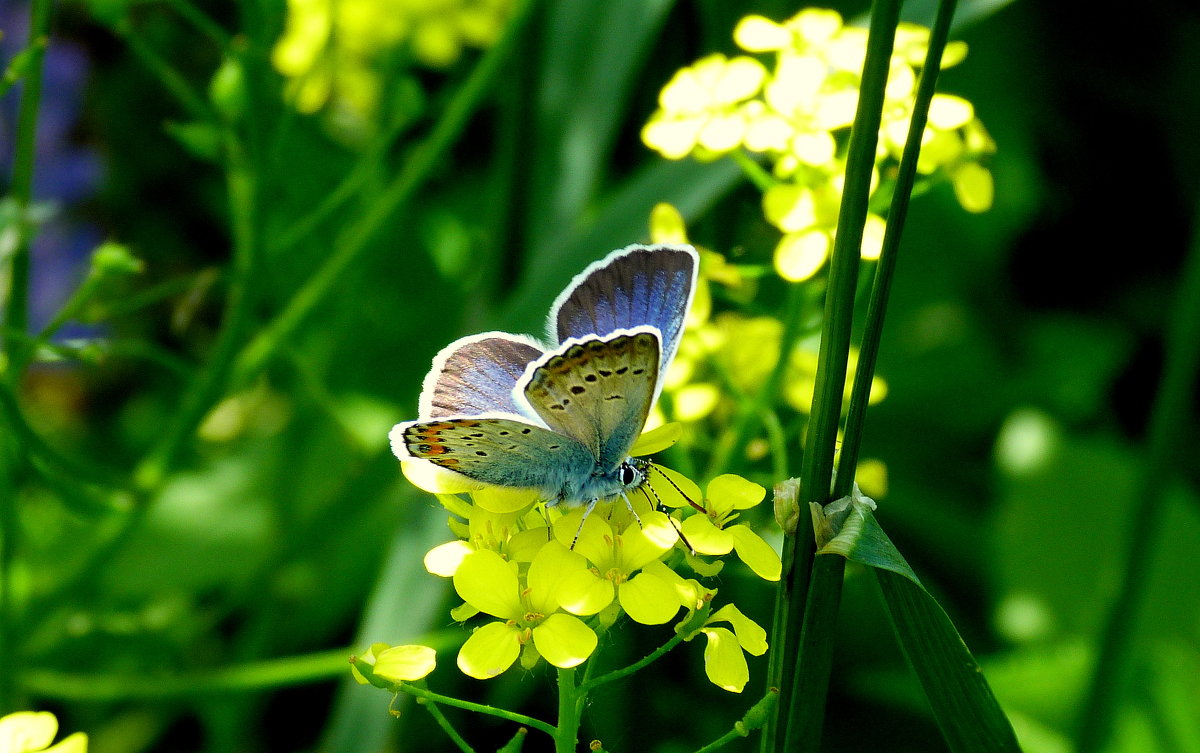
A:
[
  {"xmin": 518, "ymin": 329, "xmax": 661, "ymax": 471},
  {"xmin": 419, "ymin": 332, "xmax": 544, "ymax": 418},
  {"xmin": 398, "ymin": 415, "xmax": 596, "ymax": 493},
  {"xmin": 550, "ymin": 244, "xmax": 696, "ymax": 389}
]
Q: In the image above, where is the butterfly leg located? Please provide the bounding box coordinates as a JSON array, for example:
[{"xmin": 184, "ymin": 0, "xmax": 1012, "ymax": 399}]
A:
[
  {"xmin": 571, "ymin": 498, "xmax": 600, "ymax": 550},
  {"xmin": 619, "ymin": 490, "xmax": 644, "ymax": 529}
]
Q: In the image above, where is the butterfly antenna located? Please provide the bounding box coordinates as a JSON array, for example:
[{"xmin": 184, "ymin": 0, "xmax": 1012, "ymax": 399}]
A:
[
  {"xmin": 571, "ymin": 499, "xmax": 599, "ymax": 550},
  {"xmin": 642, "ymin": 470, "xmax": 696, "ymax": 555},
  {"xmin": 648, "ymin": 463, "xmax": 706, "ymax": 513}
]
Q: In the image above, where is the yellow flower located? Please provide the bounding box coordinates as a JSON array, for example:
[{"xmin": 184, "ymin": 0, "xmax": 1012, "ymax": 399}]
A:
[
  {"xmin": 671, "ymin": 582, "xmax": 769, "ymax": 693},
  {"xmin": 0, "ymin": 712, "xmax": 86, "ymax": 753},
  {"xmin": 680, "ymin": 474, "xmax": 781, "ymax": 581},
  {"xmin": 272, "ymin": 0, "xmax": 514, "ymax": 119},
  {"xmin": 642, "ymin": 54, "xmax": 768, "ymax": 160},
  {"xmin": 696, "ymin": 603, "xmax": 769, "ymax": 692},
  {"xmin": 453, "ymin": 545, "xmax": 599, "ymax": 679},
  {"xmin": 352, "ymin": 643, "xmax": 438, "ymax": 684},
  {"xmin": 551, "ymin": 511, "xmax": 683, "ymax": 625}
]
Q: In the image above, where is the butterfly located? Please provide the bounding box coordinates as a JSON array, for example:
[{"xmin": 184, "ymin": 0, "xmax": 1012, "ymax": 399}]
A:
[{"xmin": 389, "ymin": 244, "xmax": 698, "ymax": 519}]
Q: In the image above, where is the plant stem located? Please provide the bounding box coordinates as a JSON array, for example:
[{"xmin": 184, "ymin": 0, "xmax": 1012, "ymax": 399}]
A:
[
  {"xmin": 579, "ymin": 632, "xmax": 685, "ymax": 693},
  {"xmin": 3, "ymin": 0, "xmax": 53, "ymax": 379},
  {"xmin": 774, "ymin": 2, "xmax": 901, "ymax": 751},
  {"xmin": 230, "ymin": 0, "xmax": 539, "ymax": 385},
  {"xmin": 555, "ymin": 666, "xmax": 583, "ymax": 753},
  {"xmin": 0, "ymin": 0, "xmax": 53, "ymax": 711},
  {"xmin": 421, "ymin": 700, "xmax": 477, "ymax": 753},
  {"xmin": 134, "ymin": 131, "xmax": 259, "ymax": 490},
  {"xmin": 836, "ymin": 0, "xmax": 958, "ymax": 498},
  {"xmin": 1075, "ymin": 193, "xmax": 1200, "ymax": 753}
]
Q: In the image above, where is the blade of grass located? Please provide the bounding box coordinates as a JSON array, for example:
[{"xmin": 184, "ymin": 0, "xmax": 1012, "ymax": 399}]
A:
[
  {"xmin": 1075, "ymin": 191, "xmax": 1200, "ymax": 753},
  {"xmin": 835, "ymin": 0, "xmax": 956, "ymax": 498},
  {"xmin": 524, "ymin": 0, "xmax": 675, "ymax": 255},
  {"xmin": 875, "ymin": 570, "xmax": 1021, "ymax": 752},
  {"xmin": 776, "ymin": 2, "xmax": 902, "ymax": 751}
]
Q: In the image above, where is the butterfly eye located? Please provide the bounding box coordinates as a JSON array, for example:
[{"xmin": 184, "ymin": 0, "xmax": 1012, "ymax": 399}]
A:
[{"xmin": 618, "ymin": 463, "xmax": 640, "ymax": 487}]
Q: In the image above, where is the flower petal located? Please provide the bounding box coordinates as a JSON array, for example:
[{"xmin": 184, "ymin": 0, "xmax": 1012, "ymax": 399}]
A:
[
  {"xmin": 618, "ymin": 513, "xmax": 676, "ymax": 570},
  {"xmin": 618, "ymin": 571, "xmax": 682, "ymax": 624},
  {"xmin": 775, "ymin": 230, "xmax": 829, "ymax": 282},
  {"xmin": 0, "ymin": 711, "xmax": 58, "ymax": 753},
  {"xmin": 399, "ymin": 457, "xmax": 481, "ymax": 494},
  {"xmin": 708, "ymin": 474, "xmax": 766, "ymax": 511},
  {"xmin": 709, "ymin": 604, "xmax": 769, "ymax": 656},
  {"xmin": 527, "ymin": 541, "xmax": 588, "ymax": 613},
  {"xmin": 532, "ymin": 613, "xmax": 598, "ymax": 668},
  {"xmin": 701, "ymin": 627, "xmax": 750, "ymax": 692},
  {"xmin": 681, "ymin": 514, "xmax": 735, "ymax": 555},
  {"xmin": 646, "ymin": 464, "xmax": 702, "ymax": 509},
  {"xmin": 458, "ymin": 622, "xmax": 521, "ymax": 679},
  {"xmin": 374, "ymin": 644, "xmax": 438, "ymax": 682},
  {"xmin": 44, "ymin": 732, "xmax": 87, "ymax": 753},
  {"xmin": 630, "ymin": 423, "xmax": 682, "ymax": 455},
  {"xmin": 424, "ymin": 540, "xmax": 473, "ymax": 577},
  {"xmin": 730, "ymin": 525, "xmax": 782, "ymax": 582},
  {"xmin": 453, "ymin": 550, "xmax": 521, "ymax": 619},
  {"xmin": 472, "ymin": 486, "xmax": 539, "ymax": 514},
  {"xmin": 556, "ymin": 566, "xmax": 615, "ymax": 616}
]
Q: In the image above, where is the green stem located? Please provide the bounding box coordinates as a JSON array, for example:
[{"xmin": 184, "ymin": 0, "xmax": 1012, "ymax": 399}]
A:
[
  {"xmin": 0, "ymin": 37, "xmax": 47, "ymax": 99},
  {"xmin": 421, "ymin": 700, "xmax": 477, "ymax": 753},
  {"xmin": 555, "ymin": 666, "xmax": 583, "ymax": 753},
  {"xmin": 230, "ymin": 0, "xmax": 539, "ymax": 385},
  {"xmin": 266, "ymin": 110, "xmax": 418, "ymax": 256},
  {"xmin": 0, "ymin": 0, "xmax": 53, "ymax": 709},
  {"xmin": 835, "ymin": 0, "xmax": 958, "ymax": 498},
  {"xmin": 113, "ymin": 20, "xmax": 214, "ymax": 122},
  {"xmin": 1075, "ymin": 194, "xmax": 1200, "ymax": 753},
  {"xmin": 134, "ymin": 132, "xmax": 259, "ymax": 490},
  {"xmin": 579, "ymin": 631, "xmax": 685, "ymax": 693},
  {"xmin": 393, "ymin": 680, "xmax": 556, "ymax": 739},
  {"xmin": 774, "ymin": 2, "xmax": 901, "ymax": 751},
  {"xmin": 730, "ymin": 150, "xmax": 776, "ymax": 192},
  {"xmin": 3, "ymin": 0, "xmax": 53, "ymax": 379},
  {"xmin": 161, "ymin": 0, "xmax": 232, "ymax": 48}
]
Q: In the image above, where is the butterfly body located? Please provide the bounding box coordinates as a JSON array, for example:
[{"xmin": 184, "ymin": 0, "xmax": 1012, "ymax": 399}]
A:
[{"xmin": 391, "ymin": 244, "xmax": 697, "ymax": 508}]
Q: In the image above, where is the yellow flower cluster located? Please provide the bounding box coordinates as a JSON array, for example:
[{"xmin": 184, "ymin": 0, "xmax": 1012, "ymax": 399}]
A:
[
  {"xmin": 649, "ymin": 205, "xmax": 887, "ymax": 431},
  {"xmin": 642, "ymin": 9, "xmax": 995, "ymax": 282},
  {"xmin": 391, "ymin": 425, "xmax": 779, "ymax": 692},
  {"xmin": 272, "ymin": 0, "xmax": 512, "ymax": 116}
]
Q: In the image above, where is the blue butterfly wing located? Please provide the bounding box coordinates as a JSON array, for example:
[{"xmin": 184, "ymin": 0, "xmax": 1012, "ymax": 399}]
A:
[
  {"xmin": 550, "ymin": 244, "xmax": 697, "ymax": 387},
  {"xmin": 396, "ymin": 414, "xmax": 596, "ymax": 498},
  {"xmin": 418, "ymin": 332, "xmax": 544, "ymax": 418},
  {"xmin": 518, "ymin": 329, "xmax": 660, "ymax": 471}
]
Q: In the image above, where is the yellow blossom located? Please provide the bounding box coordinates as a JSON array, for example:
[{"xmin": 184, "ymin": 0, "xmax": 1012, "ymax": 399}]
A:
[{"xmin": 0, "ymin": 712, "xmax": 86, "ymax": 753}]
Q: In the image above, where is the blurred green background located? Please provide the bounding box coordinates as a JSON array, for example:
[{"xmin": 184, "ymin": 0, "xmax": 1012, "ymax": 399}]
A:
[{"xmin": 2, "ymin": 0, "xmax": 1199, "ymax": 751}]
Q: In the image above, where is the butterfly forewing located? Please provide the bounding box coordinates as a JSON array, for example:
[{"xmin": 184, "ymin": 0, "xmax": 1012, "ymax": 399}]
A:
[
  {"xmin": 521, "ymin": 330, "xmax": 660, "ymax": 471},
  {"xmin": 400, "ymin": 416, "xmax": 596, "ymax": 492},
  {"xmin": 421, "ymin": 333, "xmax": 544, "ymax": 418},
  {"xmin": 551, "ymin": 244, "xmax": 696, "ymax": 389}
]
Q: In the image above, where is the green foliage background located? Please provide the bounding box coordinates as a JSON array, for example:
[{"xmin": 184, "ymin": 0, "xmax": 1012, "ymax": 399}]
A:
[{"xmin": 2, "ymin": 0, "xmax": 1199, "ymax": 752}]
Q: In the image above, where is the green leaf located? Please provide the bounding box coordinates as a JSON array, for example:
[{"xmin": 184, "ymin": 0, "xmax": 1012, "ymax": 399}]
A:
[
  {"xmin": 874, "ymin": 570, "xmax": 1022, "ymax": 753},
  {"xmin": 815, "ymin": 496, "xmax": 1019, "ymax": 753},
  {"xmin": 816, "ymin": 504, "xmax": 919, "ymax": 585}
]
